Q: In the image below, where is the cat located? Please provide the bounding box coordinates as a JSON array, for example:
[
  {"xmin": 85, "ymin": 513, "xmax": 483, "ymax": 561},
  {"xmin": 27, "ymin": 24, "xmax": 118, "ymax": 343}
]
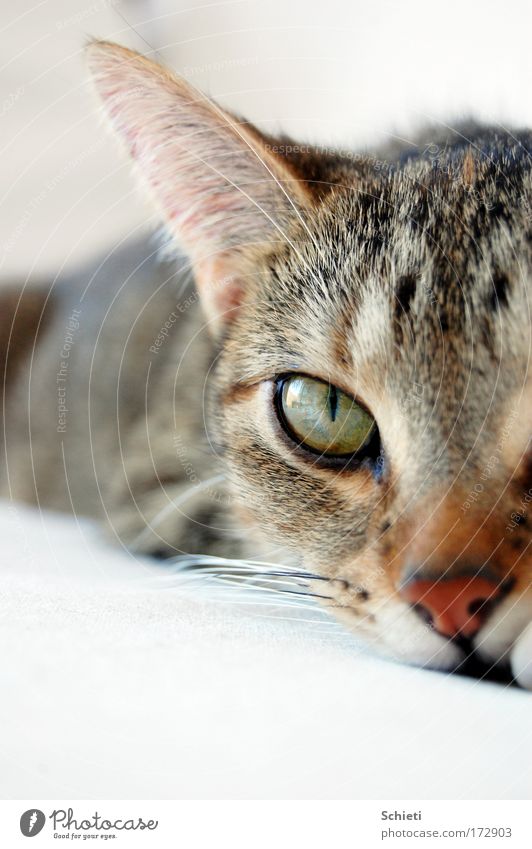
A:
[{"xmin": 1, "ymin": 41, "xmax": 531, "ymax": 688}]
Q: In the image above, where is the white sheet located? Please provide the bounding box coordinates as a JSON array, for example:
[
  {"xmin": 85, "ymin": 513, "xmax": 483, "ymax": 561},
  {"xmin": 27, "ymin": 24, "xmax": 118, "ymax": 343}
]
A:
[{"xmin": 1, "ymin": 503, "xmax": 530, "ymax": 799}]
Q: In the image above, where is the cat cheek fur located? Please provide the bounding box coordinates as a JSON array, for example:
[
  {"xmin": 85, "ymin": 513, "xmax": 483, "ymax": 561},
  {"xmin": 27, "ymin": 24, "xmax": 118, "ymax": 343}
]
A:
[
  {"xmin": 510, "ymin": 620, "xmax": 532, "ymax": 689},
  {"xmin": 215, "ymin": 380, "xmax": 384, "ymax": 554}
]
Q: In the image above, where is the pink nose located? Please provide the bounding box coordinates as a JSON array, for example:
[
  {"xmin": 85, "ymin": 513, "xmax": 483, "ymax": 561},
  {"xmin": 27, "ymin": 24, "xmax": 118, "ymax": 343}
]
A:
[{"xmin": 401, "ymin": 575, "xmax": 502, "ymax": 638}]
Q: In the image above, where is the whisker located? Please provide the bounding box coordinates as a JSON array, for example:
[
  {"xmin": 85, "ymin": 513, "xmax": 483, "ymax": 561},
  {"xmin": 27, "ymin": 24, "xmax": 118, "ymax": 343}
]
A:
[
  {"xmin": 143, "ymin": 550, "xmax": 345, "ymax": 634},
  {"xmin": 251, "ymin": 611, "xmax": 347, "ymax": 628},
  {"xmin": 153, "ymin": 579, "xmax": 323, "ymax": 608},
  {"xmin": 188, "ymin": 569, "xmax": 323, "ymax": 590},
  {"xmin": 164, "ymin": 553, "xmax": 327, "ymax": 581},
  {"xmin": 131, "ymin": 474, "xmax": 226, "ymax": 549},
  {"xmin": 206, "ymin": 578, "xmax": 332, "ymax": 601},
  {"xmin": 186, "ymin": 593, "xmax": 332, "ymax": 615}
]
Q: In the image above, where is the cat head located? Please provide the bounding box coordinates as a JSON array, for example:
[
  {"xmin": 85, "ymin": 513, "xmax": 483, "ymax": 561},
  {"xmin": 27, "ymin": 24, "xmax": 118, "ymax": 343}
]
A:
[{"xmin": 88, "ymin": 42, "xmax": 532, "ymax": 674}]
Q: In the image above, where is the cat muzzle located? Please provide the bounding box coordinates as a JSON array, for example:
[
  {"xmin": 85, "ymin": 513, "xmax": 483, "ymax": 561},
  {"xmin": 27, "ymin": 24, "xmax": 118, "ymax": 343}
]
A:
[{"xmin": 399, "ymin": 570, "xmax": 514, "ymax": 639}]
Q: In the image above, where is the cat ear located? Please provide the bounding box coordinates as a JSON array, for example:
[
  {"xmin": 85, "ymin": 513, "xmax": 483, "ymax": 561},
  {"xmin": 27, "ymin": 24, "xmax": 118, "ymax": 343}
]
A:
[{"xmin": 86, "ymin": 41, "xmax": 310, "ymax": 332}]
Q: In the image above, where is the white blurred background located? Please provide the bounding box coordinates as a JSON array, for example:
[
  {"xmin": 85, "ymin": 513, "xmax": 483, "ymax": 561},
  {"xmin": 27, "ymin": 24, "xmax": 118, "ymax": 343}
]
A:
[{"xmin": 2, "ymin": 0, "xmax": 532, "ymax": 278}]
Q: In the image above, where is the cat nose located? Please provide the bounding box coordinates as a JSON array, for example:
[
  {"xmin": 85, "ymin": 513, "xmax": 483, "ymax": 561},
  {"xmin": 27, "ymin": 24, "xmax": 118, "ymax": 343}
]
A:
[{"xmin": 400, "ymin": 571, "xmax": 504, "ymax": 639}]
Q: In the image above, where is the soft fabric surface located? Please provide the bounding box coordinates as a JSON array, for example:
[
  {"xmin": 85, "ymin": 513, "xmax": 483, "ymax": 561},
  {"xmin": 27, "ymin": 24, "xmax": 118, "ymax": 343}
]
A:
[{"xmin": 0, "ymin": 502, "xmax": 530, "ymax": 799}]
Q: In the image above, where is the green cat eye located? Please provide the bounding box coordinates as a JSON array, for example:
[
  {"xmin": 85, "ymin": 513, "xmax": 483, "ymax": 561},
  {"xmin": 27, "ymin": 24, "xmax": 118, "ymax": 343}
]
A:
[{"xmin": 276, "ymin": 374, "xmax": 377, "ymax": 458}]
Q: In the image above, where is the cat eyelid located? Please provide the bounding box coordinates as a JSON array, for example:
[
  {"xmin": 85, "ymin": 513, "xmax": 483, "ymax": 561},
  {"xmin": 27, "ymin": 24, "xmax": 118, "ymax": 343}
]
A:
[
  {"xmin": 272, "ymin": 370, "xmax": 374, "ymax": 418},
  {"xmin": 221, "ymin": 370, "xmax": 376, "ymax": 427}
]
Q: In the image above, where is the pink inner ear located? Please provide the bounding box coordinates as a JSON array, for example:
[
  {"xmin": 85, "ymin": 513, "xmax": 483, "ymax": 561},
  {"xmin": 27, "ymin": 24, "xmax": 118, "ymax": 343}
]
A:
[
  {"xmin": 108, "ymin": 105, "xmax": 140, "ymax": 158},
  {"xmin": 195, "ymin": 259, "xmax": 245, "ymax": 329},
  {"xmin": 89, "ymin": 43, "xmax": 309, "ymax": 333}
]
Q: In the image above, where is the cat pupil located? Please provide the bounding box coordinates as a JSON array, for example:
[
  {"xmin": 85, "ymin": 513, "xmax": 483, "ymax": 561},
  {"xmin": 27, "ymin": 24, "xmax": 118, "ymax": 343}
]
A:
[{"xmin": 328, "ymin": 385, "xmax": 339, "ymax": 422}]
